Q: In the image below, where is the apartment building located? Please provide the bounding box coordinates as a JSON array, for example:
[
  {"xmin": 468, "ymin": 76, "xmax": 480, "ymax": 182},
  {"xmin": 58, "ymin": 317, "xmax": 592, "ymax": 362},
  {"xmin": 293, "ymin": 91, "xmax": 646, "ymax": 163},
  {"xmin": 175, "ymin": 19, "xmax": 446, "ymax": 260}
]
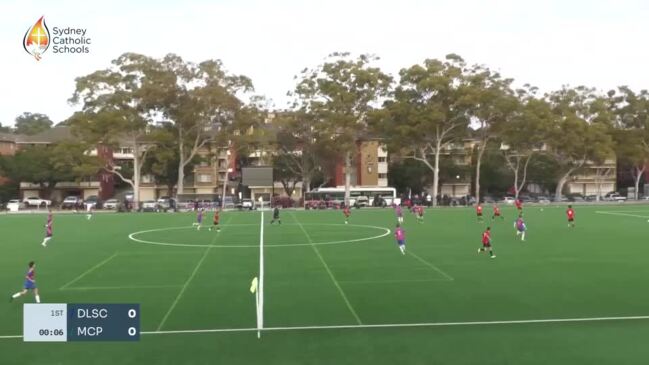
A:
[{"xmin": 332, "ymin": 141, "xmax": 389, "ymax": 187}]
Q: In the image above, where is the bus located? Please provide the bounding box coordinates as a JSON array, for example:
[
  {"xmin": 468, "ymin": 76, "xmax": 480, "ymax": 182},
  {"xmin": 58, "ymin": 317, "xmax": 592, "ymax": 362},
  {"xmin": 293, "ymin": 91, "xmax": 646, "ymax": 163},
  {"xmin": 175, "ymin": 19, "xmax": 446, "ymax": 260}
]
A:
[{"xmin": 304, "ymin": 187, "xmax": 400, "ymax": 209}]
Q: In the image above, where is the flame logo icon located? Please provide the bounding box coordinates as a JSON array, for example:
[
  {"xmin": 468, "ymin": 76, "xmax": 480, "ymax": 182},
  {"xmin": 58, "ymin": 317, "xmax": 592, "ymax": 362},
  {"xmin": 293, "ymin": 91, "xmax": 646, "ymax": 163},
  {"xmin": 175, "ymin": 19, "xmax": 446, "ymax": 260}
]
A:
[{"xmin": 23, "ymin": 16, "xmax": 50, "ymax": 61}]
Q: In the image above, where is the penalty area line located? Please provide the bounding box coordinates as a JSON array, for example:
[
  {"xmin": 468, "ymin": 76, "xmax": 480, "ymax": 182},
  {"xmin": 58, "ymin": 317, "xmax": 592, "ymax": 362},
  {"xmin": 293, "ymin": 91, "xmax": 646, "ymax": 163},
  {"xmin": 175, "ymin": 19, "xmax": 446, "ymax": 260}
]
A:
[{"xmin": 136, "ymin": 315, "xmax": 649, "ymax": 336}]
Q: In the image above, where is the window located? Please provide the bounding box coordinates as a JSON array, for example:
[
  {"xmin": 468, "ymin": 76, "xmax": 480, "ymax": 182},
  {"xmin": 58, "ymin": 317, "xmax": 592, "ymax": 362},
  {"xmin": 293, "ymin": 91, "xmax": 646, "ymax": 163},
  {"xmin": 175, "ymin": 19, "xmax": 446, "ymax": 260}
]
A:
[
  {"xmin": 378, "ymin": 157, "xmax": 387, "ymax": 163},
  {"xmin": 198, "ymin": 174, "xmax": 212, "ymax": 183},
  {"xmin": 141, "ymin": 174, "xmax": 154, "ymax": 184},
  {"xmin": 199, "ymin": 160, "xmax": 209, "ymax": 167},
  {"xmin": 378, "ymin": 173, "xmax": 388, "ymax": 179}
]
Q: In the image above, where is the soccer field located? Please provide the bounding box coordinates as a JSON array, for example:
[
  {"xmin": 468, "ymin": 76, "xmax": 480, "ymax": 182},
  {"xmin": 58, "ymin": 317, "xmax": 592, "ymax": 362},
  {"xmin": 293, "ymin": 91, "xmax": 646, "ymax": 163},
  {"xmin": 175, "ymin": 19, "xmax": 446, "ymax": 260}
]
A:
[{"xmin": 2, "ymin": 205, "xmax": 649, "ymax": 364}]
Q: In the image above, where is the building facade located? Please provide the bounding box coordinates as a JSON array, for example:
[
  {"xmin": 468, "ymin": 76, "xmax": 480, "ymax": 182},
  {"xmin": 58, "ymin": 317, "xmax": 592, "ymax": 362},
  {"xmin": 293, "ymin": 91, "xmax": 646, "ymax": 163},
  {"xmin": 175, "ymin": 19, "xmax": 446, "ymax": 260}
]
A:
[{"xmin": 333, "ymin": 141, "xmax": 389, "ymax": 187}]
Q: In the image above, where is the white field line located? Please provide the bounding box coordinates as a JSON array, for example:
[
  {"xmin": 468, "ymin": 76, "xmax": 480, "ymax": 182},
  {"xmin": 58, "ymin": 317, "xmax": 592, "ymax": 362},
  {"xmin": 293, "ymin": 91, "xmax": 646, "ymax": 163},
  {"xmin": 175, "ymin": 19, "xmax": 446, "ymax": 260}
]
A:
[
  {"xmin": 139, "ymin": 315, "xmax": 649, "ymax": 335},
  {"xmin": 595, "ymin": 211, "xmax": 649, "ymax": 219},
  {"xmin": 61, "ymin": 285, "xmax": 182, "ymax": 291},
  {"xmin": 338, "ymin": 278, "xmax": 449, "ymax": 285},
  {"xmin": 407, "ymin": 251, "xmax": 455, "ymax": 281},
  {"xmin": 290, "ymin": 212, "xmax": 362, "ymax": 325},
  {"xmin": 3, "ymin": 315, "xmax": 649, "ymax": 340},
  {"xmin": 59, "ymin": 252, "xmax": 119, "ymax": 290},
  {"xmin": 155, "ymin": 216, "xmax": 233, "ymax": 331},
  {"xmin": 257, "ymin": 207, "xmax": 265, "ymax": 338}
]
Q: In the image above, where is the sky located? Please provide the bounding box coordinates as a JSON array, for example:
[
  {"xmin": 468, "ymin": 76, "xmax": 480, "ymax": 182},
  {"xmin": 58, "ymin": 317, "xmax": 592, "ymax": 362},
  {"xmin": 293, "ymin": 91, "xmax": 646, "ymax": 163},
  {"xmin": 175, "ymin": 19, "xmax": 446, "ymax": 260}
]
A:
[{"xmin": 1, "ymin": 0, "xmax": 648, "ymax": 126}]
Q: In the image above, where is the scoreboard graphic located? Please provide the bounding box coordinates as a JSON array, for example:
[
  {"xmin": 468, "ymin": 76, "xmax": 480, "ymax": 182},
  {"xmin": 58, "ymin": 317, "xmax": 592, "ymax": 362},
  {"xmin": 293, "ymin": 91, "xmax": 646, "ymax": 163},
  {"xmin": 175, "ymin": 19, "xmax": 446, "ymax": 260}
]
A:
[{"xmin": 23, "ymin": 304, "xmax": 140, "ymax": 342}]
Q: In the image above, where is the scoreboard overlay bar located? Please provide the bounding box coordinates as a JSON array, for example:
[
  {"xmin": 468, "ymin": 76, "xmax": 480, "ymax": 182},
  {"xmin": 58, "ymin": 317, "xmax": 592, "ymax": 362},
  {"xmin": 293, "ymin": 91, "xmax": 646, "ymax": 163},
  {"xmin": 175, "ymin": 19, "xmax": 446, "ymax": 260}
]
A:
[{"xmin": 23, "ymin": 303, "xmax": 140, "ymax": 342}]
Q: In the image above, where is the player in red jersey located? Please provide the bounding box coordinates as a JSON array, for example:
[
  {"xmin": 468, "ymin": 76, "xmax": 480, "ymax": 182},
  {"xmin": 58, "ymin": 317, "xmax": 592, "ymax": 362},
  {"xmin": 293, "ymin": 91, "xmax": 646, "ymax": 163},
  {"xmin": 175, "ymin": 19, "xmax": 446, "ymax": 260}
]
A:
[
  {"xmin": 478, "ymin": 227, "xmax": 495, "ymax": 258},
  {"xmin": 209, "ymin": 210, "xmax": 221, "ymax": 232},
  {"xmin": 415, "ymin": 205, "xmax": 424, "ymax": 223},
  {"xmin": 476, "ymin": 204, "xmax": 484, "ymax": 222},
  {"xmin": 566, "ymin": 205, "xmax": 575, "ymax": 228},
  {"xmin": 515, "ymin": 198, "xmax": 523, "ymax": 213},
  {"xmin": 492, "ymin": 204, "xmax": 503, "ymax": 221},
  {"xmin": 343, "ymin": 205, "xmax": 351, "ymax": 224}
]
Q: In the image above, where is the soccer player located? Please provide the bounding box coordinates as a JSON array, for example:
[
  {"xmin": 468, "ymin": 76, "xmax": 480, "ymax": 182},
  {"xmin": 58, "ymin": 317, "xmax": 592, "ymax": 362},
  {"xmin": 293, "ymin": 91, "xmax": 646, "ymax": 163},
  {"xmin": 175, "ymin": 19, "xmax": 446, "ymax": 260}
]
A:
[
  {"xmin": 478, "ymin": 227, "xmax": 496, "ymax": 258},
  {"xmin": 492, "ymin": 204, "xmax": 503, "ymax": 221},
  {"xmin": 192, "ymin": 209, "xmax": 204, "ymax": 230},
  {"xmin": 416, "ymin": 205, "xmax": 424, "ymax": 223},
  {"xmin": 270, "ymin": 206, "xmax": 281, "ymax": 224},
  {"xmin": 395, "ymin": 205, "xmax": 404, "ymax": 224},
  {"xmin": 515, "ymin": 198, "xmax": 523, "ymax": 213},
  {"xmin": 41, "ymin": 210, "xmax": 53, "ymax": 247},
  {"xmin": 86, "ymin": 202, "xmax": 93, "ymax": 220},
  {"xmin": 567, "ymin": 205, "xmax": 575, "ymax": 228},
  {"xmin": 476, "ymin": 203, "xmax": 484, "ymax": 222},
  {"xmin": 515, "ymin": 215, "xmax": 527, "ymax": 241},
  {"xmin": 343, "ymin": 205, "xmax": 351, "ymax": 224},
  {"xmin": 10, "ymin": 261, "xmax": 41, "ymax": 303},
  {"xmin": 395, "ymin": 223, "xmax": 406, "ymax": 255},
  {"xmin": 209, "ymin": 210, "xmax": 221, "ymax": 232}
]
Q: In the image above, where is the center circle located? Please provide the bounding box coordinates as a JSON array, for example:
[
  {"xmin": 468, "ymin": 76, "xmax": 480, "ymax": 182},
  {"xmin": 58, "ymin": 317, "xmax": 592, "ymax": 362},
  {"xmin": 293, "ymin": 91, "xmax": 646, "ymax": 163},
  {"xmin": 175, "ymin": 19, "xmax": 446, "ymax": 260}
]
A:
[{"xmin": 128, "ymin": 223, "xmax": 391, "ymax": 248}]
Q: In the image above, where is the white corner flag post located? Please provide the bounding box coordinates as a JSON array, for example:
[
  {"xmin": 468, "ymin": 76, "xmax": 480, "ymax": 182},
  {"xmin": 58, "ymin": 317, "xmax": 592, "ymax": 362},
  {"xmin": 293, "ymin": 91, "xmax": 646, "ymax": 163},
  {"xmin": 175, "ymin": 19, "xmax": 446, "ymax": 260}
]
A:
[{"xmin": 256, "ymin": 196, "xmax": 265, "ymax": 339}]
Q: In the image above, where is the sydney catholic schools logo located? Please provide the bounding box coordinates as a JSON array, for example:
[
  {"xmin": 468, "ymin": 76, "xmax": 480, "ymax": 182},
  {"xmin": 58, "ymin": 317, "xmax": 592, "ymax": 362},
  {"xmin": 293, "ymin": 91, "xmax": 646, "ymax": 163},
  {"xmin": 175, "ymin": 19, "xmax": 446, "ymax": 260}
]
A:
[
  {"xmin": 23, "ymin": 16, "xmax": 91, "ymax": 61},
  {"xmin": 23, "ymin": 16, "xmax": 50, "ymax": 61}
]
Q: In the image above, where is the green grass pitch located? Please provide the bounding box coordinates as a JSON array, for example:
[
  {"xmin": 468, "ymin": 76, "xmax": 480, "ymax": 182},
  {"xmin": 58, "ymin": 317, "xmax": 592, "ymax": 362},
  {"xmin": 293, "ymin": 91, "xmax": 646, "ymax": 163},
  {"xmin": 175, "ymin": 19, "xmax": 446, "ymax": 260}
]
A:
[{"xmin": 3, "ymin": 205, "xmax": 649, "ymax": 364}]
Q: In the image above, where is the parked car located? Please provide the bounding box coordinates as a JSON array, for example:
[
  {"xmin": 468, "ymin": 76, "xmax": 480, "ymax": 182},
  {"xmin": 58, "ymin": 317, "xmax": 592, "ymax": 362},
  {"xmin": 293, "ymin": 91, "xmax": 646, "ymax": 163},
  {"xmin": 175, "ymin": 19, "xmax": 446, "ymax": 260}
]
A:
[
  {"xmin": 536, "ymin": 195, "xmax": 551, "ymax": 204},
  {"xmin": 124, "ymin": 191, "xmax": 134, "ymax": 202},
  {"xmin": 502, "ymin": 196, "xmax": 516, "ymax": 204},
  {"xmin": 482, "ymin": 196, "xmax": 496, "ymax": 204},
  {"xmin": 157, "ymin": 197, "xmax": 176, "ymax": 211},
  {"xmin": 551, "ymin": 195, "xmax": 569, "ymax": 202},
  {"xmin": 6, "ymin": 199, "xmax": 21, "ymax": 211},
  {"xmin": 103, "ymin": 199, "xmax": 119, "ymax": 209},
  {"xmin": 604, "ymin": 192, "xmax": 627, "ymax": 202},
  {"xmin": 84, "ymin": 195, "xmax": 102, "ymax": 209},
  {"xmin": 140, "ymin": 200, "xmax": 158, "ymax": 212},
  {"xmin": 241, "ymin": 198, "xmax": 255, "ymax": 210},
  {"xmin": 221, "ymin": 196, "xmax": 235, "ymax": 209},
  {"xmin": 570, "ymin": 195, "xmax": 585, "ymax": 202},
  {"xmin": 23, "ymin": 196, "xmax": 51, "ymax": 207},
  {"xmin": 354, "ymin": 196, "xmax": 370, "ymax": 208},
  {"xmin": 62, "ymin": 196, "xmax": 83, "ymax": 209}
]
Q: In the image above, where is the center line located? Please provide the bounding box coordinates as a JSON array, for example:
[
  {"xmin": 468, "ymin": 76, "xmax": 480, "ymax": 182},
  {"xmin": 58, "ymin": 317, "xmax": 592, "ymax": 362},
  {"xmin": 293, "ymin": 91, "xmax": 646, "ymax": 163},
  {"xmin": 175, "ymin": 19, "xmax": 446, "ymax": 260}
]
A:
[{"xmin": 290, "ymin": 212, "xmax": 362, "ymax": 325}]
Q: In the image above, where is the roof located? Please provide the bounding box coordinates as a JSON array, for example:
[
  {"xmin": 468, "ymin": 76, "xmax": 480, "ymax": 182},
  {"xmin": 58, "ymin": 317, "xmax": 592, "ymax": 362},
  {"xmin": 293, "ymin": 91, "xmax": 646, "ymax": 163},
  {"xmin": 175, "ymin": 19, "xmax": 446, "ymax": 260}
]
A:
[
  {"xmin": 0, "ymin": 133, "xmax": 16, "ymax": 142},
  {"xmin": 16, "ymin": 126, "xmax": 73, "ymax": 144}
]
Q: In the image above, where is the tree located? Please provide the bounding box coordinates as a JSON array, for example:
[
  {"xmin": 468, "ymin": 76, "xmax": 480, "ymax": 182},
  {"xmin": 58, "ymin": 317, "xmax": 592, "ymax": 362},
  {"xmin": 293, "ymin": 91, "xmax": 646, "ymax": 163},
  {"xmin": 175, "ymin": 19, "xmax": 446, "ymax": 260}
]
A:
[
  {"xmin": 14, "ymin": 112, "xmax": 53, "ymax": 135},
  {"xmin": 69, "ymin": 53, "xmax": 162, "ymax": 208},
  {"xmin": 2, "ymin": 143, "xmax": 98, "ymax": 199},
  {"xmin": 500, "ymin": 89, "xmax": 551, "ymax": 198},
  {"xmin": 0, "ymin": 123, "xmax": 12, "ymax": 133},
  {"xmin": 609, "ymin": 87, "xmax": 649, "ymax": 199},
  {"xmin": 131, "ymin": 54, "xmax": 255, "ymax": 195},
  {"xmin": 380, "ymin": 55, "xmax": 471, "ymax": 206},
  {"xmin": 546, "ymin": 87, "xmax": 614, "ymax": 200},
  {"xmin": 465, "ymin": 65, "xmax": 518, "ymax": 203},
  {"xmin": 271, "ymin": 111, "xmax": 335, "ymax": 196},
  {"xmin": 141, "ymin": 126, "xmax": 197, "ymax": 197},
  {"xmin": 294, "ymin": 53, "xmax": 391, "ymax": 206}
]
